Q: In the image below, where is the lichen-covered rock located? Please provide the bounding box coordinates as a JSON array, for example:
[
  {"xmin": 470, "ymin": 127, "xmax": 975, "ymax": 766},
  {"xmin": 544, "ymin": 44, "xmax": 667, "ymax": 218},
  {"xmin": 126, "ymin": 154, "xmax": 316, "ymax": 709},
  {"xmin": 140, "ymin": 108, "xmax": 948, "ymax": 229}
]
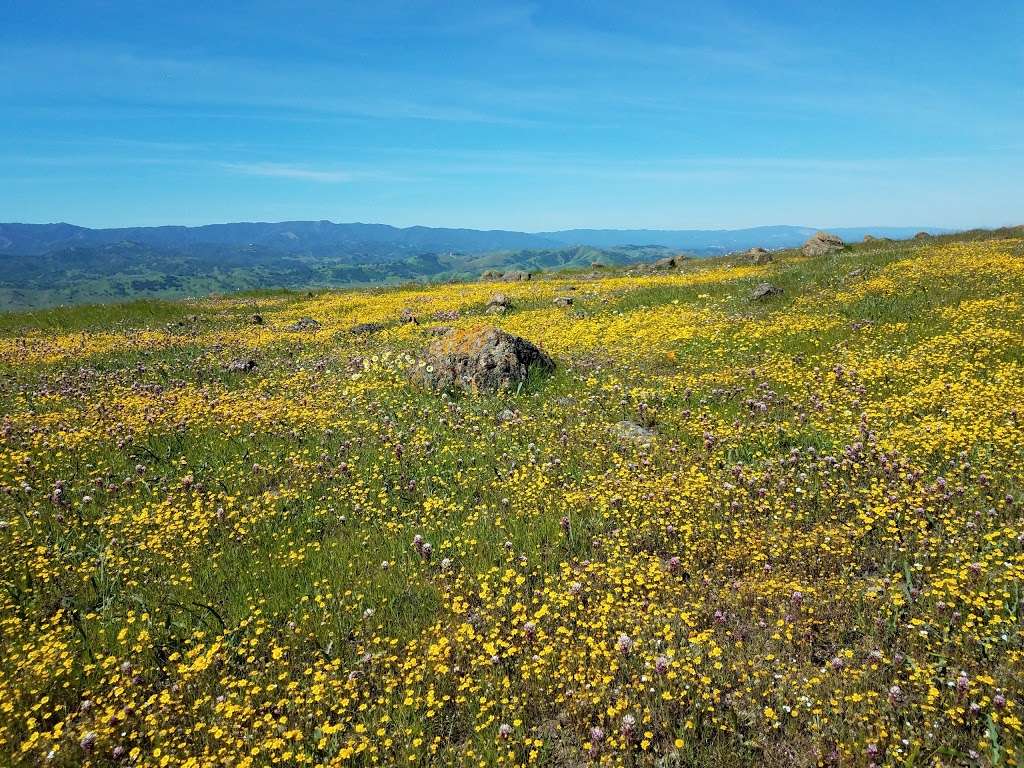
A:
[
  {"xmin": 801, "ymin": 231, "xmax": 845, "ymax": 257},
  {"xmin": 350, "ymin": 322, "xmax": 385, "ymax": 335},
  {"xmin": 553, "ymin": 296, "xmax": 574, "ymax": 307},
  {"xmin": 410, "ymin": 326, "xmax": 555, "ymax": 394}
]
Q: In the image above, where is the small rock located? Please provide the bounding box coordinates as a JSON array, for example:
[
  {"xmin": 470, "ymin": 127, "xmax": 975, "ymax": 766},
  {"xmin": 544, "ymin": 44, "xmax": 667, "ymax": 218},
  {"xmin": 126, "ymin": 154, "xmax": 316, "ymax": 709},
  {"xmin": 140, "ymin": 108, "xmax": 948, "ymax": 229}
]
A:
[
  {"xmin": 612, "ymin": 421, "xmax": 655, "ymax": 444},
  {"xmin": 746, "ymin": 247, "xmax": 773, "ymax": 265},
  {"xmin": 501, "ymin": 270, "xmax": 532, "ymax": 282},
  {"xmin": 488, "ymin": 293, "xmax": 511, "ymax": 308},
  {"xmin": 553, "ymin": 296, "xmax": 574, "ymax": 307},
  {"xmin": 496, "ymin": 409, "xmax": 518, "ymax": 423},
  {"xmin": 432, "ymin": 309, "xmax": 461, "ymax": 321},
  {"xmin": 751, "ymin": 283, "xmax": 783, "ymax": 301},
  {"xmin": 226, "ymin": 358, "xmax": 258, "ymax": 373},
  {"xmin": 250, "ymin": 313, "xmax": 264, "ymax": 325},
  {"xmin": 400, "ymin": 307, "xmax": 419, "ymax": 325},
  {"xmin": 801, "ymin": 231, "xmax": 845, "ymax": 257},
  {"xmin": 914, "ymin": 231, "xmax": 930, "ymax": 239},
  {"xmin": 862, "ymin": 234, "xmax": 876, "ymax": 242},
  {"xmin": 486, "ymin": 293, "xmax": 512, "ymax": 314},
  {"xmin": 288, "ymin": 317, "xmax": 322, "ymax": 332},
  {"xmin": 424, "ymin": 325, "xmax": 453, "ymax": 336},
  {"xmin": 350, "ymin": 322, "xmax": 386, "ymax": 335},
  {"xmin": 651, "ymin": 255, "xmax": 686, "ymax": 269},
  {"xmin": 480, "ymin": 269, "xmax": 503, "ymax": 281},
  {"xmin": 848, "ymin": 267, "xmax": 865, "ymax": 277}
]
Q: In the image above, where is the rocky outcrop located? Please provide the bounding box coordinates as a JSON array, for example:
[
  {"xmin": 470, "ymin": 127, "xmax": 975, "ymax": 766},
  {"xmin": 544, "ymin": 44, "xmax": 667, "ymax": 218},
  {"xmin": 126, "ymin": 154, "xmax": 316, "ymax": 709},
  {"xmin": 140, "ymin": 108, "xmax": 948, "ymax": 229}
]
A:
[
  {"xmin": 801, "ymin": 231, "xmax": 845, "ymax": 257},
  {"xmin": 410, "ymin": 326, "xmax": 555, "ymax": 394}
]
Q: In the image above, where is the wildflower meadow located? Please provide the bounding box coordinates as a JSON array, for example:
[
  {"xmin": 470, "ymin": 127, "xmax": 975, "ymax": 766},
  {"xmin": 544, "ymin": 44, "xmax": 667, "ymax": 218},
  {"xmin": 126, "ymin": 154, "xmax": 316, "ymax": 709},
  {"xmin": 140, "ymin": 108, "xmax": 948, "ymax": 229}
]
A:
[{"xmin": 2, "ymin": 232, "xmax": 1023, "ymax": 767}]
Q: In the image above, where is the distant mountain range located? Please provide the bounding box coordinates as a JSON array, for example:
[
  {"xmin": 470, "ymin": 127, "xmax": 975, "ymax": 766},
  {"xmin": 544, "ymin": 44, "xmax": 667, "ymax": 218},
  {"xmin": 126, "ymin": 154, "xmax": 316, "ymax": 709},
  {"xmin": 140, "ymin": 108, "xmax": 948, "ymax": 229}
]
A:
[
  {"xmin": 0, "ymin": 220, "xmax": 951, "ymax": 310},
  {"xmin": 0, "ymin": 221, "xmax": 947, "ymax": 257}
]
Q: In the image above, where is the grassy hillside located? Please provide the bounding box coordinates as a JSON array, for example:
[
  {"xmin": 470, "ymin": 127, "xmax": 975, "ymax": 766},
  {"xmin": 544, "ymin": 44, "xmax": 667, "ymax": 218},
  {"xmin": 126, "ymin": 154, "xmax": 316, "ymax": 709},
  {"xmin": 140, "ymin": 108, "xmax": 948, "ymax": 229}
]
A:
[{"xmin": 1, "ymin": 231, "xmax": 1022, "ymax": 766}]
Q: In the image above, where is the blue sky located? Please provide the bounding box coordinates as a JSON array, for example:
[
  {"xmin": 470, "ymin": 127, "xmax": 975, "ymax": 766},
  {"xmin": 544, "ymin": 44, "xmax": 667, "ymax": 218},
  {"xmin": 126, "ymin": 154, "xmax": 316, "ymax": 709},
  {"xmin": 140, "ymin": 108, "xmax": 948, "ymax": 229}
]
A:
[{"xmin": 2, "ymin": 1, "xmax": 1022, "ymax": 230}]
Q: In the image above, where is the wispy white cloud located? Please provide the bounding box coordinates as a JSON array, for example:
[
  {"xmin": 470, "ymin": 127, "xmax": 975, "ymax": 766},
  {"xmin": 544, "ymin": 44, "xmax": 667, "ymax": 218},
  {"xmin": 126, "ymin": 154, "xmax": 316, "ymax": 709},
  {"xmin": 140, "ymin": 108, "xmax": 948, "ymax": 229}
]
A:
[{"xmin": 222, "ymin": 162, "xmax": 354, "ymax": 182}]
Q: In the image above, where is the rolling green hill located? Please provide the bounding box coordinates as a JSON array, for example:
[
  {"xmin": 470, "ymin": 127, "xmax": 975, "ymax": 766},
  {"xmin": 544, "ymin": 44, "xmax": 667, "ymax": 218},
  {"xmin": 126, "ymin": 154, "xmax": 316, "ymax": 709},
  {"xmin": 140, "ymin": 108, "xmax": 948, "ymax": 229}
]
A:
[{"xmin": 0, "ymin": 241, "xmax": 680, "ymax": 309}]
